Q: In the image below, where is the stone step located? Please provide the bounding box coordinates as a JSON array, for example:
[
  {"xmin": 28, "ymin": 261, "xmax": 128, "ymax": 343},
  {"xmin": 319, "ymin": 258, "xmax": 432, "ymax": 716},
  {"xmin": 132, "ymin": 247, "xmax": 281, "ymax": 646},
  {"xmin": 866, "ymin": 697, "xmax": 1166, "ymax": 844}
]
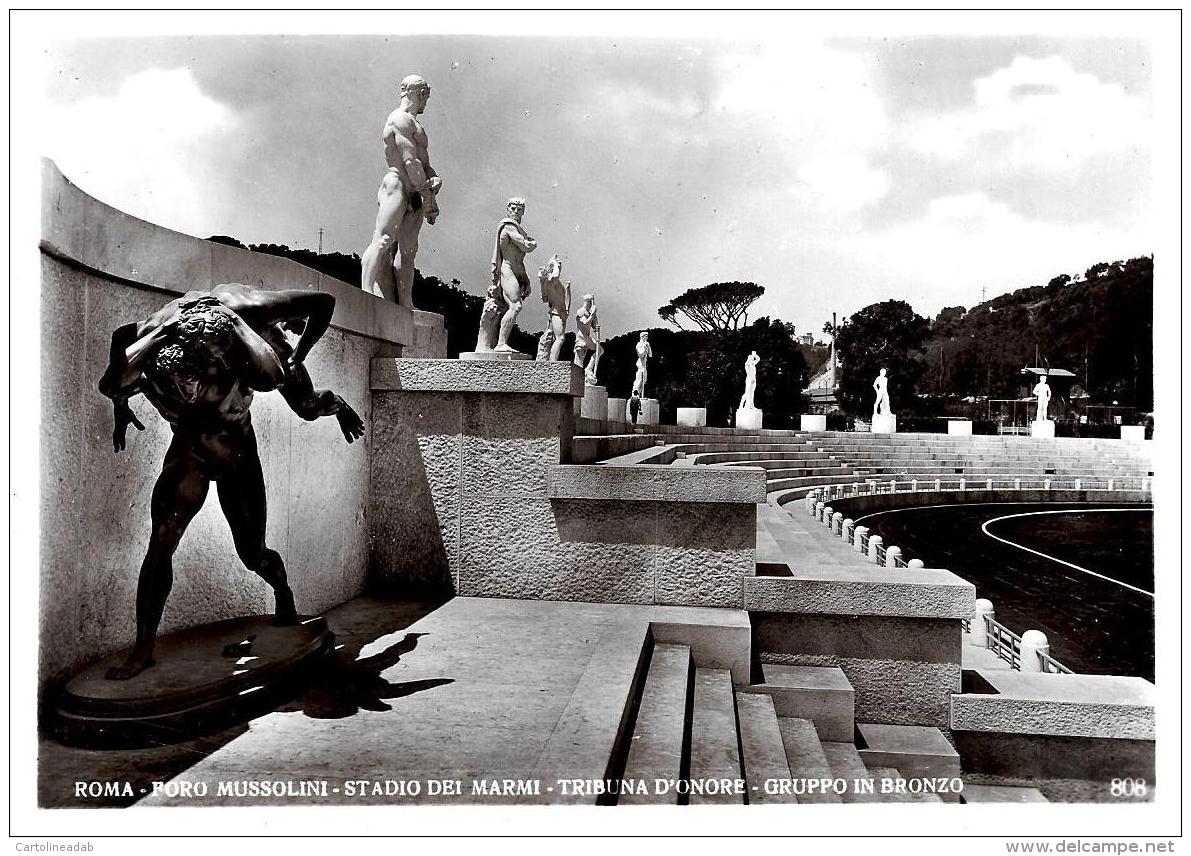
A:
[
  {"xmin": 822, "ymin": 741, "xmax": 880, "ymax": 803},
  {"xmin": 961, "ymin": 783, "xmax": 1049, "ymax": 803},
  {"xmin": 866, "ymin": 766, "xmax": 943, "ymax": 803},
  {"xmin": 688, "ymin": 668, "xmax": 744, "ymax": 805},
  {"xmin": 735, "ymin": 693, "xmax": 795, "ymax": 804},
  {"xmin": 618, "ymin": 643, "xmax": 692, "ymax": 805},
  {"xmin": 737, "ymin": 663, "xmax": 854, "ymax": 742},
  {"xmin": 777, "ymin": 716, "xmax": 841, "ymax": 804},
  {"xmin": 856, "ymin": 722, "xmax": 962, "ymax": 803}
]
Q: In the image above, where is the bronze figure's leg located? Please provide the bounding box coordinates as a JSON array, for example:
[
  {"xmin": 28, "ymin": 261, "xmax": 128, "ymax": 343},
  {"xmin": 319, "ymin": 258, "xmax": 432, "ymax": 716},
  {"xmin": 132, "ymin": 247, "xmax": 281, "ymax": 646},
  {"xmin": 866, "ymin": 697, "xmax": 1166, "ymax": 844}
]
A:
[
  {"xmin": 215, "ymin": 428, "xmax": 298, "ymax": 626},
  {"xmin": 106, "ymin": 436, "xmax": 211, "ymax": 680}
]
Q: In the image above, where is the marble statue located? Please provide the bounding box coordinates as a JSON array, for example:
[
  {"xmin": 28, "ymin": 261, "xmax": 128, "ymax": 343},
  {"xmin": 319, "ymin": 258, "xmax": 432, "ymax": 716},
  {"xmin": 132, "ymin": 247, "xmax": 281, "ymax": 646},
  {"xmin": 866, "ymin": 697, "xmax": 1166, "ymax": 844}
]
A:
[
  {"xmin": 574, "ymin": 293, "xmax": 602, "ymax": 385},
  {"xmin": 476, "ymin": 197, "xmax": 537, "ymax": 353},
  {"xmin": 872, "ymin": 368, "xmax": 891, "ymax": 417},
  {"xmin": 1033, "ymin": 375, "xmax": 1052, "ymax": 422},
  {"xmin": 535, "ymin": 255, "xmax": 570, "ymax": 361},
  {"xmin": 739, "ymin": 350, "xmax": 760, "ymax": 411},
  {"xmin": 360, "ymin": 74, "xmax": 442, "ymax": 308},
  {"xmin": 633, "ymin": 331, "xmax": 653, "ymax": 397},
  {"xmin": 96, "ymin": 284, "xmax": 364, "ymax": 680}
]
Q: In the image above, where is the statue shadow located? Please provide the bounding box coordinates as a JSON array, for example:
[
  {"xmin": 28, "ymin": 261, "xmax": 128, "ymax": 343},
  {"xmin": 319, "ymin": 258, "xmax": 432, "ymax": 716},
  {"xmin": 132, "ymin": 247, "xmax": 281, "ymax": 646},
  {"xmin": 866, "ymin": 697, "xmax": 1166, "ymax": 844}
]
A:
[{"xmin": 276, "ymin": 630, "xmax": 453, "ymax": 720}]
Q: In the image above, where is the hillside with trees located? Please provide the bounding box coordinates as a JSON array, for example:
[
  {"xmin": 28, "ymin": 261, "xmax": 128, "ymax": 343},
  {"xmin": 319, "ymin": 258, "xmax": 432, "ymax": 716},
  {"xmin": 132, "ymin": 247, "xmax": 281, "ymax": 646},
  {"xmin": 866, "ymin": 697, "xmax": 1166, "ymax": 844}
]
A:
[{"xmin": 831, "ymin": 256, "xmax": 1153, "ymax": 421}]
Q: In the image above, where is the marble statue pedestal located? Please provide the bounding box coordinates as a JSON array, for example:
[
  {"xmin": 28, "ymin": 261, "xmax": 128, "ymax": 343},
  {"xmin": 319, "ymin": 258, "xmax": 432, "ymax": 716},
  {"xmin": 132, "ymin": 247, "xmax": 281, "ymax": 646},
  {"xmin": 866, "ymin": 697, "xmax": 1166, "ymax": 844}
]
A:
[
  {"xmin": 871, "ymin": 413, "xmax": 897, "ymax": 434},
  {"xmin": 1030, "ymin": 419, "xmax": 1055, "ymax": 438},
  {"xmin": 947, "ymin": 419, "xmax": 973, "ymax": 436},
  {"xmin": 459, "ymin": 350, "xmax": 532, "ymax": 362},
  {"xmin": 736, "ymin": 407, "xmax": 763, "ymax": 429},
  {"xmin": 677, "ymin": 407, "xmax": 707, "ymax": 428},
  {"xmin": 575, "ymin": 384, "xmax": 608, "ymax": 419},
  {"xmin": 1120, "ymin": 425, "xmax": 1147, "ymax": 443},
  {"xmin": 638, "ymin": 397, "xmax": 660, "ymax": 426},
  {"xmin": 800, "ymin": 414, "xmax": 827, "ymax": 432},
  {"xmin": 607, "ymin": 397, "xmax": 627, "ymax": 422},
  {"xmin": 53, "ymin": 615, "xmax": 333, "ymax": 747}
]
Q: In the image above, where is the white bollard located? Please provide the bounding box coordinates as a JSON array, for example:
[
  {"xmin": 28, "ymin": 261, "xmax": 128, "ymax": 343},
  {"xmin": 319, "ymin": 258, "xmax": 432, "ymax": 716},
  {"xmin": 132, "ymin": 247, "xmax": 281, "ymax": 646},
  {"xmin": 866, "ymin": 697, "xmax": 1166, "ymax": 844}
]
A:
[
  {"xmin": 885, "ymin": 545, "xmax": 902, "ymax": 568},
  {"xmin": 1019, "ymin": 629, "xmax": 1050, "ymax": 673},
  {"xmin": 853, "ymin": 525, "xmax": 868, "ymax": 552},
  {"xmin": 867, "ymin": 534, "xmax": 883, "ymax": 564},
  {"xmin": 1074, "ymin": 478, "xmax": 1081, "ymax": 491},
  {"xmin": 959, "ymin": 477, "xmax": 966, "ymax": 491},
  {"xmin": 842, "ymin": 518, "xmax": 854, "ymax": 540},
  {"xmin": 822, "ymin": 506, "xmax": 833, "ymax": 526},
  {"xmin": 831, "ymin": 512, "xmax": 843, "ymax": 534},
  {"xmin": 972, "ymin": 599, "xmax": 994, "ymax": 648},
  {"xmin": 1107, "ymin": 479, "xmax": 1114, "ymax": 492},
  {"xmin": 935, "ymin": 478, "xmax": 942, "ymax": 491},
  {"xmin": 911, "ymin": 479, "xmax": 918, "ymax": 492},
  {"xmin": 986, "ymin": 478, "xmax": 992, "ymax": 490},
  {"xmin": 907, "ymin": 558, "xmax": 925, "ymax": 569},
  {"xmin": 1014, "ymin": 478, "xmax": 1021, "ymax": 490}
]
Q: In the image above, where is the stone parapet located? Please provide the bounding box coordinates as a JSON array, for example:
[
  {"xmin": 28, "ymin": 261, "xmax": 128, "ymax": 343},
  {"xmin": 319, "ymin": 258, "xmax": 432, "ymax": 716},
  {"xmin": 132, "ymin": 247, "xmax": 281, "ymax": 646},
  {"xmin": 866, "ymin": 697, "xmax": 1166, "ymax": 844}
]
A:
[
  {"xmin": 951, "ymin": 671, "xmax": 1154, "ymax": 739},
  {"xmin": 371, "ymin": 357, "xmax": 584, "ymax": 396},
  {"xmin": 744, "ymin": 565, "xmax": 975, "ymax": 619},
  {"xmin": 548, "ymin": 464, "xmax": 766, "ymax": 504}
]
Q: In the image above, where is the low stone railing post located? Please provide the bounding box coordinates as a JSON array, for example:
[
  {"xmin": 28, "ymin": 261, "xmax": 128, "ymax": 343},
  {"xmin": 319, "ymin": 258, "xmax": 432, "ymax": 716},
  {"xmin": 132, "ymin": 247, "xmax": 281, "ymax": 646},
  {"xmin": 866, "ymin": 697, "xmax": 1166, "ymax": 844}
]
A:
[
  {"xmin": 911, "ymin": 479, "xmax": 918, "ymax": 492},
  {"xmin": 907, "ymin": 559, "xmax": 925, "ymax": 569},
  {"xmin": 972, "ymin": 599, "xmax": 994, "ymax": 648},
  {"xmin": 853, "ymin": 525, "xmax": 868, "ymax": 552},
  {"xmin": 842, "ymin": 518, "xmax": 853, "ymax": 540},
  {"xmin": 1020, "ymin": 629, "xmax": 1050, "ymax": 673},
  {"xmin": 935, "ymin": 478, "xmax": 942, "ymax": 491},
  {"xmin": 885, "ymin": 545, "xmax": 902, "ymax": 568},
  {"xmin": 867, "ymin": 534, "xmax": 882, "ymax": 564},
  {"xmin": 822, "ymin": 505, "xmax": 833, "ymax": 526},
  {"xmin": 1107, "ymin": 479, "xmax": 1114, "ymax": 491},
  {"xmin": 831, "ymin": 512, "xmax": 843, "ymax": 534},
  {"xmin": 959, "ymin": 477, "xmax": 966, "ymax": 491},
  {"xmin": 1014, "ymin": 478, "xmax": 1021, "ymax": 490}
]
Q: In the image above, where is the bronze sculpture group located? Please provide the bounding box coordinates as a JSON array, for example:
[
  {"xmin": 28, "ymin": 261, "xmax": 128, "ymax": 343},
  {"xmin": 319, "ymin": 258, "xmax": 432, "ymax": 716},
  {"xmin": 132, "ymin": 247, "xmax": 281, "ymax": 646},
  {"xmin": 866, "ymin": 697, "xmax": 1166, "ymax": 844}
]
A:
[{"xmin": 98, "ymin": 283, "xmax": 363, "ymax": 680}]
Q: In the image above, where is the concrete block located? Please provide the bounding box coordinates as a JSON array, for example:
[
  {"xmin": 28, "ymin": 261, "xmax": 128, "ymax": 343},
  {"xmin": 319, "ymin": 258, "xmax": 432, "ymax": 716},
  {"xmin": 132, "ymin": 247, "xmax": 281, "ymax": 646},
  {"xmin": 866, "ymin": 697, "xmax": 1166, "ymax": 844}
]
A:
[
  {"xmin": 950, "ymin": 671, "xmax": 1154, "ymax": 739},
  {"xmin": 1120, "ymin": 425, "xmax": 1147, "ymax": 443},
  {"xmin": 577, "ymin": 384, "xmax": 608, "ymax": 420},
  {"xmin": 737, "ymin": 663, "xmax": 854, "ymax": 742},
  {"xmin": 744, "ymin": 566, "xmax": 976, "ymax": 619},
  {"xmin": 547, "ymin": 464, "xmax": 767, "ymax": 503},
  {"xmin": 619, "ymin": 644, "xmax": 692, "ymax": 805},
  {"xmin": 736, "ymin": 408, "xmax": 763, "ymax": 429},
  {"xmin": 688, "ymin": 669, "xmax": 745, "ymax": 804},
  {"xmin": 371, "ymin": 358, "xmax": 585, "ymax": 397},
  {"xmin": 736, "ymin": 694, "xmax": 795, "ymax": 803},
  {"xmin": 1030, "ymin": 420, "xmax": 1056, "ymax": 438},
  {"xmin": 607, "ymin": 397, "xmax": 627, "ymax": 422},
  {"xmin": 639, "ymin": 397, "xmax": 660, "ymax": 426},
  {"xmin": 778, "ymin": 717, "xmax": 840, "ymax": 803},
  {"xmin": 800, "ymin": 414, "xmax": 827, "ymax": 432},
  {"xmin": 677, "ymin": 407, "xmax": 707, "ymax": 427},
  {"xmin": 856, "ymin": 722, "xmax": 961, "ymax": 802}
]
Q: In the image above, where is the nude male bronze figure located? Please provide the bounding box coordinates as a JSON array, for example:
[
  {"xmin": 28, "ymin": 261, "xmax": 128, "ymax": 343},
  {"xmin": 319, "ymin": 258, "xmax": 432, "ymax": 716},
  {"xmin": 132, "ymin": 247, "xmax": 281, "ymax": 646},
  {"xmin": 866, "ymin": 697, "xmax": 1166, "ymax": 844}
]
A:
[{"xmin": 98, "ymin": 283, "xmax": 364, "ymax": 680}]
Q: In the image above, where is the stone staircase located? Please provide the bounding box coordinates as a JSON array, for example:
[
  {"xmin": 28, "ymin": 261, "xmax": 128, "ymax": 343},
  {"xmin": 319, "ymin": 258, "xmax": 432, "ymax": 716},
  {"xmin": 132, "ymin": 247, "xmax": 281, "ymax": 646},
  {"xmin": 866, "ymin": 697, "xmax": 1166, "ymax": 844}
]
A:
[{"xmin": 608, "ymin": 640, "xmax": 1043, "ymax": 805}]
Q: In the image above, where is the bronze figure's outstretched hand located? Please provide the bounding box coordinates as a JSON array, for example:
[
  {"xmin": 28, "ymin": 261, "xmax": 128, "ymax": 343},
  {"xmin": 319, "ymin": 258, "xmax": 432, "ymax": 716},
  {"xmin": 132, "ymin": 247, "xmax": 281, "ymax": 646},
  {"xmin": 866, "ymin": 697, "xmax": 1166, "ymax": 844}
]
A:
[{"xmin": 111, "ymin": 399, "xmax": 145, "ymax": 452}]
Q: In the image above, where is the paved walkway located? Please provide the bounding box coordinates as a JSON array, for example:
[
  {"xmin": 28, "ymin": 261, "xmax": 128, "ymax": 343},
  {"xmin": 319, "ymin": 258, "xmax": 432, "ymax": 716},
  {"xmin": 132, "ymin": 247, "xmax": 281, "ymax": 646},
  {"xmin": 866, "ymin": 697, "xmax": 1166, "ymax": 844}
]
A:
[{"xmin": 54, "ymin": 596, "xmax": 742, "ymax": 807}]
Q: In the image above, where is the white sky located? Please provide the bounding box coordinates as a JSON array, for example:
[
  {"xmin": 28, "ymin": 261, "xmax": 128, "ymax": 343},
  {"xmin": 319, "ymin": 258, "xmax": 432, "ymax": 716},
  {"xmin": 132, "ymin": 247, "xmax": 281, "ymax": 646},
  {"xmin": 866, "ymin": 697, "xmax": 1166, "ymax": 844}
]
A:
[{"xmin": 36, "ymin": 18, "xmax": 1159, "ymax": 339}]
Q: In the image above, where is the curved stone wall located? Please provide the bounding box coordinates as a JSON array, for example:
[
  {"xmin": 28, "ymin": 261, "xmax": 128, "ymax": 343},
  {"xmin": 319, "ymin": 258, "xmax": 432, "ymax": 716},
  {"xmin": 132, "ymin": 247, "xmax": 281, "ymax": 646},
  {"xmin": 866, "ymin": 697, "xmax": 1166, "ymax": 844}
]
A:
[{"xmin": 38, "ymin": 160, "xmax": 409, "ymax": 694}]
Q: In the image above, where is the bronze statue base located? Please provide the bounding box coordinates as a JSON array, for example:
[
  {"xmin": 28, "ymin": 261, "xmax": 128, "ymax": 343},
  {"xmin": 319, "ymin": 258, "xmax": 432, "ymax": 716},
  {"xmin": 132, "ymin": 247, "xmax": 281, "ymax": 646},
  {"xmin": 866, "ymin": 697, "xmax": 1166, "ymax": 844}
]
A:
[{"xmin": 53, "ymin": 615, "xmax": 333, "ymax": 748}]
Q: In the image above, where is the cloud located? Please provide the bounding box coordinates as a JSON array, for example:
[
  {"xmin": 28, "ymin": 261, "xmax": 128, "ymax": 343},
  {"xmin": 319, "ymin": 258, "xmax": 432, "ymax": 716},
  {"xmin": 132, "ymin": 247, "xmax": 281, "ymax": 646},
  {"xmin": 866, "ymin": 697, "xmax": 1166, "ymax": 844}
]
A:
[
  {"xmin": 862, "ymin": 191, "xmax": 1149, "ymax": 297},
  {"xmin": 908, "ymin": 56, "xmax": 1150, "ymax": 172},
  {"xmin": 42, "ymin": 68, "xmax": 240, "ymax": 235},
  {"xmin": 795, "ymin": 154, "xmax": 890, "ymax": 213}
]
